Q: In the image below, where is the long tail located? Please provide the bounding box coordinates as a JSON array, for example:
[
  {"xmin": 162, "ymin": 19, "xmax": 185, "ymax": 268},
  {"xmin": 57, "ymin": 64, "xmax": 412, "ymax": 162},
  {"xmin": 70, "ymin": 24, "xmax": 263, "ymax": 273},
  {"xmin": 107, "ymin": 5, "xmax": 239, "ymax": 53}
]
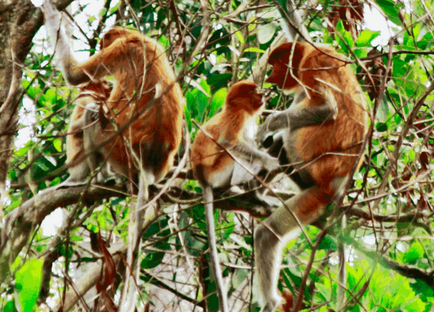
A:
[
  {"xmin": 203, "ymin": 185, "xmax": 229, "ymax": 312},
  {"xmin": 119, "ymin": 173, "xmax": 148, "ymax": 312}
]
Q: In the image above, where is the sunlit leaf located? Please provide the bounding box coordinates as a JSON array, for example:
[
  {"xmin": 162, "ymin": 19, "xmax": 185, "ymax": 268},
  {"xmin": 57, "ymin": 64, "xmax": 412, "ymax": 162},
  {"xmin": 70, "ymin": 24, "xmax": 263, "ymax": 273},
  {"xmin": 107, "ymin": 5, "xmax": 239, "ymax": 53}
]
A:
[{"xmin": 15, "ymin": 259, "xmax": 43, "ymax": 312}]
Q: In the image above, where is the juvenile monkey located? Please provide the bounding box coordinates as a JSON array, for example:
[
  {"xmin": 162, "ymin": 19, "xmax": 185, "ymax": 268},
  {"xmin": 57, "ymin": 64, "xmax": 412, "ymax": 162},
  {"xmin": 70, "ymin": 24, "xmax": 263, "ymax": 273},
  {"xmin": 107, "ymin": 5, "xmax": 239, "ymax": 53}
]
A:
[
  {"xmin": 191, "ymin": 80, "xmax": 338, "ymax": 311},
  {"xmin": 65, "ymin": 81, "xmax": 112, "ymax": 185},
  {"xmin": 255, "ymin": 42, "xmax": 368, "ymax": 311}
]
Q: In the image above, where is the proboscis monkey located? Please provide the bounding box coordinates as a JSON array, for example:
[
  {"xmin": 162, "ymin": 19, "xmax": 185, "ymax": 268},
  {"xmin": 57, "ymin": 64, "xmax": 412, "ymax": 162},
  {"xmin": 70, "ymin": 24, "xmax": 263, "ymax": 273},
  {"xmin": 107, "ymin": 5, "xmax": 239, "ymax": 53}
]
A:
[
  {"xmin": 44, "ymin": 2, "xmax": 184, "ymax": 310},
  {"xmin": 65, "ymin": 81, "xmax": 112, "ymax": 185},
  {"xmin": 255, "ymin": 42, "xmax": 368, "ymax": 312},
  {"xmin": 191, "ymin": 80, "xmax": 338, "ymax": 311}
]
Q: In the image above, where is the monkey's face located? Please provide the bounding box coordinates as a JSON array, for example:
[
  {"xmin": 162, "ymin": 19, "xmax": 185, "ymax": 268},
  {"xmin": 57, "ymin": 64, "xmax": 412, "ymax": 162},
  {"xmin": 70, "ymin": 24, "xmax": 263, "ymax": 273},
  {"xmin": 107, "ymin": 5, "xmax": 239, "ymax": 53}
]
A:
[
  {"xmin": 250, "ymin": 88, "xmax": 265, "ymax": 110},
  {"xmin": 266, "ymin": 42, "xmax": 305, "ymax": 91}
]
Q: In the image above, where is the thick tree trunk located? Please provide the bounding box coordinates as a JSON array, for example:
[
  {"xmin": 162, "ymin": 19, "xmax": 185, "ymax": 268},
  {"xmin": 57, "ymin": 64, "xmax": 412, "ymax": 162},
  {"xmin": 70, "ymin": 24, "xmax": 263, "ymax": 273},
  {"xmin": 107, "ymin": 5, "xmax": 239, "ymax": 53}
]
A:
[
  {"xmin": 0, "ymin": 1, "xmax": 44, "ymax": 207},
  {"xmin": 0, "ymin": 0, "xmax": 72, "ymax": 280}
]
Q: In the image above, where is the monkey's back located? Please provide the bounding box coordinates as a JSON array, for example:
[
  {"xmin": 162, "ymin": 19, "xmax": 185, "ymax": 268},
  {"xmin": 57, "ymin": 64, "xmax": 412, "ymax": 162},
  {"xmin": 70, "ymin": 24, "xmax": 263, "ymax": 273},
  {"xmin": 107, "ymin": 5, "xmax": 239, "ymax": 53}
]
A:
[
  {"xmin": 97, "ymin": 32, "xmax": 184, "ymax": 182},
  {"xmin": 290, "ymin": 47, "xmax": 368, "ymax": 187}
]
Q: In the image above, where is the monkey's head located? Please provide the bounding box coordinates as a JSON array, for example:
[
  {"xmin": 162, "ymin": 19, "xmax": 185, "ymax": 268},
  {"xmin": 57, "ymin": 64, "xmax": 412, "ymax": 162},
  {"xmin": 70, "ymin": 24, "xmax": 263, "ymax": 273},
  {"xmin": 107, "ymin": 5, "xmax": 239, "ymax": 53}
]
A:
[
  {"xmin": 226, "ymin": 80, "xmax": 264, "ymax": 114},
  {"xmin": 100, "ymin": 26, "xmax": 135, "ymax": 49},
  {"xmin": 267, "ymin": 42, "xmax": 344, "ymax": 97},
  {"xmin": 265, "ymin": 42, "xmax": 305, "ymax": 91},
  {"xmin": 79, "ymin": 80, "xmax": 112, "ymax": 100}
]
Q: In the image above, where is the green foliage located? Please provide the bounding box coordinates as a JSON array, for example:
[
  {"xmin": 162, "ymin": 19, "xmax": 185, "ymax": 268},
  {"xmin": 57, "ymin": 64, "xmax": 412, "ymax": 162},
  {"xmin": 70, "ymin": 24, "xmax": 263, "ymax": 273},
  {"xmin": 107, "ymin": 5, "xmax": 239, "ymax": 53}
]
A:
[
  {"xmin": 14, "ymin": 259, "xmax": 43, "ymax": 312},
  {"xmin": 374, "ymin": 0, "xmax": 404, "ymax": 26},
  {"xmin": 3, "ymin": 0, "xmax": 434, "ymax": 311}
]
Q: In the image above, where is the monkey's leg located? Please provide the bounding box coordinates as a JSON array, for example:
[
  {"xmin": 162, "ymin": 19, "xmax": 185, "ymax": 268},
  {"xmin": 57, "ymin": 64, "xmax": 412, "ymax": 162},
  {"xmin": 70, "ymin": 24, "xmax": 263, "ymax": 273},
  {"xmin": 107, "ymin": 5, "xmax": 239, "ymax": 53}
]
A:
[{"xmin": 254, "ymin": 185, "xmax": 331, "ymax": 312}]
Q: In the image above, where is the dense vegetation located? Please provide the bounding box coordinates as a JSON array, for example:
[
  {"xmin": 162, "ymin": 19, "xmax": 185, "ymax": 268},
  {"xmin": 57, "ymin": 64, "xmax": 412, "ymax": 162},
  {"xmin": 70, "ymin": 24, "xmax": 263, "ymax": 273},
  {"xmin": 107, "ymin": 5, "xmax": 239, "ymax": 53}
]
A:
[{"xmin": 1, "ymin": 0, "xmax": 434, "ymax": 311}]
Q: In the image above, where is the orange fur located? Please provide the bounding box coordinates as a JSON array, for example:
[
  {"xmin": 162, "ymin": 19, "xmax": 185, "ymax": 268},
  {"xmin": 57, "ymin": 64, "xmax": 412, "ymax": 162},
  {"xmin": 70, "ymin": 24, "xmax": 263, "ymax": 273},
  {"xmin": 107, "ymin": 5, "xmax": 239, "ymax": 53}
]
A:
[
  {"xmin": 255, "ymin": 42, "xmax": 368, "ymax": 312},
  {"xmin": 191, "ymin": 80, "xmax": 263, "ymax": 187},
  {"xmin": 64, "ymin": 27, "xmax": 183, "ymax": 183},
  {"xmin": 191, "ymin": 81, "xmax": 271, "ymax": 312},
  {"xmin": 266, "ymin": 42, "xmax": 368, "ymax": 192}
]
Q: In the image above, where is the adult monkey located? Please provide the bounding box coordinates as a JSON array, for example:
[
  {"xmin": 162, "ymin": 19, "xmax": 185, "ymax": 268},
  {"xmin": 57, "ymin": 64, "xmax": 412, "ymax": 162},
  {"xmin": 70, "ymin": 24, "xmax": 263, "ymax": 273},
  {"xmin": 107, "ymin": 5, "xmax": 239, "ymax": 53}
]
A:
[
  {"xmin": 43, "ymin": 1, "xmax": 184, "ymax": 311},
  {"xmin": 255, "ymin": 42, "xmax": 368, "ymax": 312}
]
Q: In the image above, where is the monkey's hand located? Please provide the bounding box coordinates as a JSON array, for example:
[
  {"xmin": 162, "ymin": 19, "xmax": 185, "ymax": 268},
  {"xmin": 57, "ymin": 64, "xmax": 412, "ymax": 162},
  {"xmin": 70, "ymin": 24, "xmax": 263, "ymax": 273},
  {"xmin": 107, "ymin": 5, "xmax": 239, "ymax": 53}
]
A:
[
  {"xmin": 257, "ymin": 114, "xmax": 278, "ymax": 146},
  {"xmin": 261, "ymin": 154, "xmax": 280, "ymax": 174},
  {"xmin": 230, "ymin": 143, "xmax": 281, "ymax": 174}
]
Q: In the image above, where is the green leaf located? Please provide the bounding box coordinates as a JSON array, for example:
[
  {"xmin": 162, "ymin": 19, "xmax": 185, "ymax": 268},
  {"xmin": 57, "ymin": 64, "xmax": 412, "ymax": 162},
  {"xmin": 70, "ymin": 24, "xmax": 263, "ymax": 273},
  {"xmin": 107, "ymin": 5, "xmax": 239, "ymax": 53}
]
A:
[
  {"xmin": 187, "ymin": 79, "xmax": 211, "ymax": 122},
  {"xmin": 15, "ymin": 259, "xmax": 43, "ymax": 312},
  {"xmin": 53, "ymin": 138, "xmax": 62, "ymax": 152},
  {"xmin": 335, "ymin": 20, "xmax": 354, "ymax": 52},
  {"xmin": 183, "ymin": 104, "xmax": 192, "ymax": 132},
  {"xmin": 207, "ymin": 74, "xmax": 232, "ymax": 91},
  {"xmin": 403, "ymin": 242, "xmax": 424, "ymax": 264},
  {"xmin": 45, "ymin": 89, "xmax": 57, "ymax": 105},
  {"xmin": 99, "ymin": 7, "xmax": 107, "ymax": 18},
  {"xmin": 141, "ymin": 241, "xmax": 171, "ymax": 269},
  {"xmin": 141, "ymin": 251, "xmax": 165, "ymax": 269},
  {"xmin": 316, "ymin": 283, "xmax": 331, "ymax": 301},
  {"xmin": 318, "ymin": 235, "xmax": 337, "ymax": 251},
  {"xmin": 410, "ymin": 280, "xmax": 434, "ymax": 300},
  {"xmin": 209, "ymin": 87, "xmax": 227, "ymax": 117},
  {"xmin": 374, "ymin": 0, "xmax": 403, "ymax": 26},
  {"xmin": 235, "ymin": 31, "xmax": 245, "ymax": 44},
  {"xmin": 244, "ymin": 47, "xmax": 265, "ymax": 53},
  {"xmin": 356, "ymin": 29, "xmax": 381, "ymax": 47},
  {"xmin": 3, "ymin": 301, "xmax": 17, "ymax": 312},
  {"xmin": 377, "ymin": 95, "xmax": 390, "ymax": 123},
  {"xmin": 109, "ymin": 1, "xmax": 122, "ymax": 14},
  {"xmin": 143, "ymin": 217, "xmax": 169, "ymax": 239}
]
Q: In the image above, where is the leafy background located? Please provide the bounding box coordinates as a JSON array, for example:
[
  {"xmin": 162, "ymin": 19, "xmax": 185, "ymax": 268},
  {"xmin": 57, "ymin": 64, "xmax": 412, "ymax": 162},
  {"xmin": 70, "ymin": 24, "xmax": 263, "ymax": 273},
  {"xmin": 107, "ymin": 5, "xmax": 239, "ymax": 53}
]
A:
[{"xmin": 1, "ymin": 0, "xmax": 434, "ymax": 311}]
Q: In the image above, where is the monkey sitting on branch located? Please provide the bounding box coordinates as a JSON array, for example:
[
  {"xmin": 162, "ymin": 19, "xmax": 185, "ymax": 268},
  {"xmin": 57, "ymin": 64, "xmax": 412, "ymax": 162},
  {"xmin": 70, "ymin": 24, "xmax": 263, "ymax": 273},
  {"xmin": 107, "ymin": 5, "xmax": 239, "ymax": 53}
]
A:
[
  {"xmin": 43, "ymin": 1, "xmax": 184, "ymax": 310},
  {"xmin": 191, "ymin": 80, "xmax": 339, "ymax": 312},
  {"xmin": 255, "ymin": 42, "xmax": 369, "ymax": 312}
]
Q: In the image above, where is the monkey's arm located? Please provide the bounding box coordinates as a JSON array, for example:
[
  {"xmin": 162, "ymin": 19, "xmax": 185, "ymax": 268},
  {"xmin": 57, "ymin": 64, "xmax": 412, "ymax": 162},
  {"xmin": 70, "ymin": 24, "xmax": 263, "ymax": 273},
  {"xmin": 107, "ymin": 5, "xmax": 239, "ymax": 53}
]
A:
[
  {"xmin": 43, "ymin": 0, "xmax": 89, "ymax": 85},
  {"xmin": 257, "ymin": 88, "xmax": 338, "ymax": 143},
  {"xmin": 221, "ymin": 140, "xmax": 280, "ymax": 173},
  {"xmin": 44, "ymin": 1, "xmax": 127, "ymax": 85}
]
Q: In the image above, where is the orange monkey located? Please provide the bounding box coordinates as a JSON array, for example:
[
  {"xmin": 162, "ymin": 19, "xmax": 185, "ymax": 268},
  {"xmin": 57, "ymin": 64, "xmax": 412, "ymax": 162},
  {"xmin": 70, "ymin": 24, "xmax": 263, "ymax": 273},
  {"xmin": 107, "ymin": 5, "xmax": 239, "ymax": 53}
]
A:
[
  {"xmin": 191, "ymin": 80, "xmax": 338, "ymax": 311},
  {"xmin": 44, "ymin": 2, "xmax": 183, "ymax": 309},
  {"xmin": 44, "ymin": 16, "xmax": 183, "ymax": 185},
  {"xmin": 255, "ymin": 42, "xmax": 368, "ymax": 312}
]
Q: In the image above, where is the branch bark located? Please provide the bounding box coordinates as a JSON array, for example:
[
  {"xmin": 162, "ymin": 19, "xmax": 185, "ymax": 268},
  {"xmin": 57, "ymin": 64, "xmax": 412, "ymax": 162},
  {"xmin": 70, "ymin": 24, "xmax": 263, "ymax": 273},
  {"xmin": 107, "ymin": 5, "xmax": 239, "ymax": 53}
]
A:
[{"xmin": 0, "ymin": 183, "xmax": 124, "ymax": 281}]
